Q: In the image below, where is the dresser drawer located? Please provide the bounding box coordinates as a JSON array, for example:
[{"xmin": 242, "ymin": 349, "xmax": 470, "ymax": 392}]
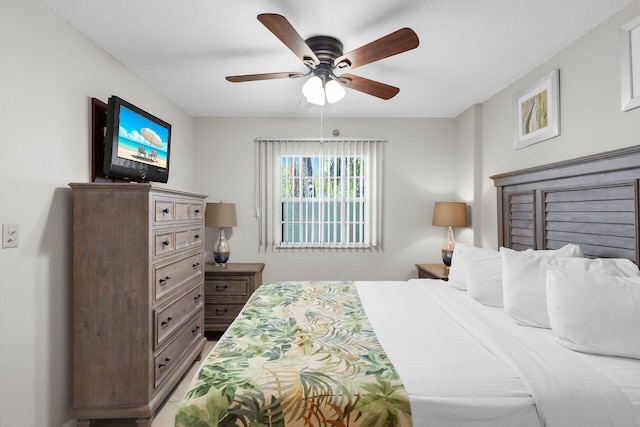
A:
[
  {"xmin": 190, "ymin": 203, "xmax": 204, "ymax": 221},
  {"xmin": 154, "ymin": 227, "xmax": 203, "ymax": 258},
  {"xmin": 154, "ymin": 312, "xmax": 203, "ymax": 388},
  {"xmin": 190, "ymin": 227, "xmax": 203, "ymax": 246},
  {"xmin": 154, "ymin": 252, "xmax": 203, "ymax": 301},
  {"xmin": 205, "ymin": 278, "xmax": 249, "ymax": 297},
  {"xmin": 155, "ymin": 284, "xmax": 204, "ymax": 349},
  {"xmin": 154, "ymin": 199, "xmax": 175, "ymax": 223},
  {"xmin": 154, "ymin": 231, "xmax": 175, "ymax": 256}
]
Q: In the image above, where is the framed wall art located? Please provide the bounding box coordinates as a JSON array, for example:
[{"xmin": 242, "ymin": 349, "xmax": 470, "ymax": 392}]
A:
[
  {"xmin": 620, "ymin": 15, "xmax": 640, "ymax": 112},
  {"xmin": 514, "ymin": 69, "xmax": 560, "ymax": 150}
]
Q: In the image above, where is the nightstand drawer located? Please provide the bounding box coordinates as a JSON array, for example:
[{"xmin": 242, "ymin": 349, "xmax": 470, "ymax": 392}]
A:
[
  {"xmin": 204, "ymin": 304, "xmax": 243, "ymax": 329},
  {"xmin": 205, "ymin": 279, "xmax": 249, "ymax": 296}
]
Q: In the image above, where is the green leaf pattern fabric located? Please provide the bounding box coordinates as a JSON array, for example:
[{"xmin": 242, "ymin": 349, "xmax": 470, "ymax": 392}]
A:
[{"xmin": 176, "ymin": 281, "xmax": 412, "ymax": 427}]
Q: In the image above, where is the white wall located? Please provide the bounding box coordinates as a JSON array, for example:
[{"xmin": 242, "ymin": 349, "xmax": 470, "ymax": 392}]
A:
[
  {"xmin": 453, "ymin": 104, "xmax": 479, "ymax": 246},
  {"xmin": 194, "ymin": 117, "xmax": 457, "ymax": 283},
  {"xmin": 476, "ymin": 0, "xmax": 640, "ymax": 250},
  {"xmin": 0, "ymin": 1, "xmax": 196, "ymax": 426}
]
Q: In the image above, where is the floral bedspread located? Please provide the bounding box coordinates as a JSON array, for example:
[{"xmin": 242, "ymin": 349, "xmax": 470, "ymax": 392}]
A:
[{"xmin": 176, "ymin": 281, "xmax": 411, "ymax": 427}]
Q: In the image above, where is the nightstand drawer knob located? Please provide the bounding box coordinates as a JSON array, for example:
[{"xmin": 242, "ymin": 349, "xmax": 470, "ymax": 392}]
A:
[
  {"xmin": 159, "ymin": 276, "xmax": 171, "ymax": 285},
  {"xmin": 215, "ymin": 308, "xmax": 228, "ymax": 316},
  {"xmin": 194, "ymin": 208, "xmax": 200, "ymax": 214},
  {"xmin": 162, "ymin": 239, "xmax": 170, "ymax": 247},
  {"xmin": 162, "ymin": 208, "xmax": 170, "ymax": 215},
  {"xmin": 192, "ymin": 262, "xmax": 200, "ymax": 269},
  {"xmin": 192, "ymin": 325, "xmax": 200, "ymax": 334},
  {"xmin": 194, "ymin": 294, "xmax": 202, "ymax": 302},
  {"xmin": 161, "ymin": 317, "xmax": 173, "ymax": 327},
  {"xmin": 194, "ymin": 233, "xmax": 200, "ymax": 239},
  {"xmin": 215, "ymin": 284, "xmax": 228, "ymax": 291}
]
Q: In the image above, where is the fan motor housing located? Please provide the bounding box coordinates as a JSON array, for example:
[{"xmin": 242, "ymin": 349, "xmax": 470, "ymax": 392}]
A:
[{"xmin": 305, "ymin": 36, "xmax": 343, "ymax": 64}]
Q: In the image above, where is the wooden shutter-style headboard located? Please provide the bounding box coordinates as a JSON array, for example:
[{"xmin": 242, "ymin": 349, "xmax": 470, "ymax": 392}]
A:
[{"xmin": 491, "ymin": 145, "xmax": 640, "ymax": 264}]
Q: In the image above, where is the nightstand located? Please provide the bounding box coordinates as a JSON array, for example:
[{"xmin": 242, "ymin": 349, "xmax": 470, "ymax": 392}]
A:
[
  {"xmin": 204, "ymin": 263, "xmax": 265, "ymax": 332},
  {"xmin": 415, "ymin": 263, "xmax": 449, "ymax": 280}
]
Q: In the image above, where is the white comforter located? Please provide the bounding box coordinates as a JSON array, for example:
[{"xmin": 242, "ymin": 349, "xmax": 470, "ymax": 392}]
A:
[{"xmin": 356, "ymin": 279, "xmax": 639, "ymax": 427}]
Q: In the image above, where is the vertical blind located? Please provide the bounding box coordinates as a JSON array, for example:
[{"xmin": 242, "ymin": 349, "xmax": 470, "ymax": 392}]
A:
[{"xmin": 255, "ymin": 138, "xmax": 384, "ymax": 250}]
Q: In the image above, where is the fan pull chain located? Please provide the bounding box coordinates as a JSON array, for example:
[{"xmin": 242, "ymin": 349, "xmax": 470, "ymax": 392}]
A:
[{"xmin": 320, "ymin": 105, "xmax": 324, "ymax": 143}]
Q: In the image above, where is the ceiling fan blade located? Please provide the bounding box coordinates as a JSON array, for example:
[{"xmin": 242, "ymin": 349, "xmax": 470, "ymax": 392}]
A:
[
  {"xmin": 340, "ymin": 74, "xmax": 400, "ymax": 100},
  {"xmin": 257, "ymin": 13, "xmax": 320, "ymax": 66},
  {"xmin": 334, "ymin": 28, "xmax": 419, "ymax": 70},
  {"xmin": 226, "ymin": 72, "xmax": 305, "ymax": 82}
]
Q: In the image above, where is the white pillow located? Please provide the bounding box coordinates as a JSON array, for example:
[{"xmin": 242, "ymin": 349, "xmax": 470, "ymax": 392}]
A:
[
  {"xmin": 447, "ymin": 243, "xmax": 469, "ymax": 290},
  {"xmin": 500, "ymin": 244, "xmax": 584, "ymax": 328},
  {"xmin": 463, "ymin": 246, "xmax": 503, "ymax": 306},
  {"xmin": 547, "ymin": 268, "xmax": 640, "ymax": 359}
]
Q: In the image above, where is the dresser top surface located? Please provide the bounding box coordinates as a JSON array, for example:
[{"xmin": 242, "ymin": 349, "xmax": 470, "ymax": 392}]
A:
[{"xmin": 69, "ymin": 182, "xmax": 207, "ymax": 199}]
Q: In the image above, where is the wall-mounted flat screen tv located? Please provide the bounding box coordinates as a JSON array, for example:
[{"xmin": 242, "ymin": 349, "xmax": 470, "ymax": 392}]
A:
[{"xmin": 103, "ymin": 95, "xmax": 171, "ymax": 183}]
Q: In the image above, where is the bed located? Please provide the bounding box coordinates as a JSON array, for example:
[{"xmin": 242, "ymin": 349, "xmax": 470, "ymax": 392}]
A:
[{"xmin": 176, "ymin": 146, "xmax": 640, "ymax": 427}]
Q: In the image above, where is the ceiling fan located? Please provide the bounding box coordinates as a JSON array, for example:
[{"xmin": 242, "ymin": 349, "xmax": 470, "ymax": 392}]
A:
[{"xmin": 226, "ymin": 13, "xmax": 420, "ymax": 105}]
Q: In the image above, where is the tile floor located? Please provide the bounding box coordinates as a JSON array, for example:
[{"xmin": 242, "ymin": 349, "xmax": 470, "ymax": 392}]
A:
[{"xmin": 91, "ymin": 339, "xmax": 217, "ymax": 427}]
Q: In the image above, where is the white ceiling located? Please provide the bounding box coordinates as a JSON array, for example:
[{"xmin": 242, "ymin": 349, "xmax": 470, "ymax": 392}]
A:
[{"xmin": 41, "ymin": 0, "xmax": 633, "ymax": 118}]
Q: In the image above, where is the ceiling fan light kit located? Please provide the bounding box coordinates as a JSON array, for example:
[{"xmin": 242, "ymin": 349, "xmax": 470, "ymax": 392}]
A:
[
  {"xmin": 302, "ymin": 76, "xmax": 346, "ymax": 106},
  {"xmin": 226, "ymin": 13, "xmax": 419, "ymax": 106},
  {"xmin": 302, "ymin": 76, "xmax": 326, "ymax": 105}
]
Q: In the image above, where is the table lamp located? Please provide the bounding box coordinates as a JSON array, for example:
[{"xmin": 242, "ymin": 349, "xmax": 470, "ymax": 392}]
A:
[
  {"xmin": 432, "ymin": 201, "xmax": 467, "ymax": 268},
  {"xmin": 205, "ymin": 202, "xmax": 237, "ymax": 267}
]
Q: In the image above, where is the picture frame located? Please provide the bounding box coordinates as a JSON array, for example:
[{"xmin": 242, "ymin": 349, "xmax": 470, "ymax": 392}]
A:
[
  {"xmin": 620, "ymin": 15, "xmax": 640, "ymax": 112},
  {"xmin": 514, "ymin": 69, "xmax": 560, "ymax": 150}
]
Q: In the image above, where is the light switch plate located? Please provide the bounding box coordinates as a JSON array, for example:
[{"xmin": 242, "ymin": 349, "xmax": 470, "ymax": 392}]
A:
[{"xmin": 2, "ymin": 223, "xmax": 19, "ymax": 248}]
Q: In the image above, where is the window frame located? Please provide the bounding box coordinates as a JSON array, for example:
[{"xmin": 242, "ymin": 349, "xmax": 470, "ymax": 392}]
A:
[{"xmin": 255, "ymin": 138, "xmax": 384, "ymax": 251}]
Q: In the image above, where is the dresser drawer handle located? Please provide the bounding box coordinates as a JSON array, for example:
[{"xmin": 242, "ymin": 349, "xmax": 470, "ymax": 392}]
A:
[
  {"xmin": 215, "ymin": 308, "xmax": 228, "ymax": 316},
  {"xmin": 161, "ymin": 317, "xmax": 173, "ymax": 327},
  {"xmin": 192, "ymin": 262, "xmax": 200, "ymax": 269},
  {"xmin": 162, "ymin": 208, "xmax": 170, "ymax": 215},
  {"xmin": 194, "ymin": 294, "xmax": 202, "ymax": 302},
  {"xmin": 192, "ymin": 325, "xmax": 201, "ymax": 334},
  {"xmin": 158, "ymin": 357, "xmax": 170, "ymax": 369},
  {"xmin": 194, "ymin": 208, "xmax": 200, "ymax": 214},
  {"xmin": 193, "ymin": 233, "xmax": 200, "ymax": 239},
  {"xmin": 162, "ymin": 239, "xmax": 170, "ymax": 247},
  {"xmin": 159, "ymin": 276, "xmax": 170, "ymax": 285},
  {"xmin": 215, "ymin": 284, "xmax": 228, "ymax": 291}
]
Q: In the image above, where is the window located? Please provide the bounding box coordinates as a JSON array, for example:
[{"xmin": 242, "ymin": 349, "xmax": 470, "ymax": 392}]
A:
[{"xmin": 256, "ymin": 138, "xmax": 384, "ymax": 249}]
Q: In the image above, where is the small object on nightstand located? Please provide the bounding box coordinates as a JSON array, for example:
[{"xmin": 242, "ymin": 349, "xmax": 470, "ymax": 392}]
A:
[{"xmin": 415, "ymin": 263, "xmax": 449, "ymax": 280}]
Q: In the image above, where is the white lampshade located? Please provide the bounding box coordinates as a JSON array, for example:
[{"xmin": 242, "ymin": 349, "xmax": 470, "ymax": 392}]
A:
[
  {"xmin": 325, "ymin": 79, "xmax": 346, "ymax": 103},
  {"xmin": 302, "ymin": 76, "xmax": 325, "ymax": 106}
]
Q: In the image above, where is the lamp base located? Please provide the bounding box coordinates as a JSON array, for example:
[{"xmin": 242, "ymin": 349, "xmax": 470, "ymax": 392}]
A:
[
  {"xmin": 213, "ymin": 252, "xmax": 230, "ymax": 267},
  {"xmin": 442, "ymin": 249, "xmax": 453, "ymax": 268},
  {"xmin": 213, "ymin": 229, "xmax": 230, "ymax": 267},
  {"xmin": 441, "ymin": 226, "xmax": 456, "ymax": 268}
]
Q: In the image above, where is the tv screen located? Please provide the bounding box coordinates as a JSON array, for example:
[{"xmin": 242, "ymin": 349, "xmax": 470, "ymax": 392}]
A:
[{"xmin": 103, "ymin": 96, "xmax": 171, "ymax": 183}]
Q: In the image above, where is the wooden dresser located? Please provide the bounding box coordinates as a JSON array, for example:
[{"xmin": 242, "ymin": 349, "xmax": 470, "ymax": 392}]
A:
[
  {"xmin": 69, "ymin": 183, "xmax": 207, "ymax": 426},
  {"xmin": 204, "ymin": 263, "xmax": 264, "ymax": 332}
]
